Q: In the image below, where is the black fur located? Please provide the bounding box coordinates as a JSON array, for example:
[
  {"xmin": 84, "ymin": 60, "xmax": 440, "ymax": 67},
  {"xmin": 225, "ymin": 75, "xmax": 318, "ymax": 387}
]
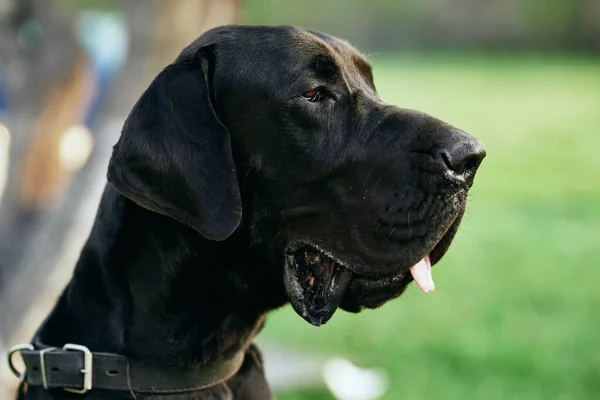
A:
[{"xmin": 18, "ymin": 25, "xmax": 485, "ymax": 399}]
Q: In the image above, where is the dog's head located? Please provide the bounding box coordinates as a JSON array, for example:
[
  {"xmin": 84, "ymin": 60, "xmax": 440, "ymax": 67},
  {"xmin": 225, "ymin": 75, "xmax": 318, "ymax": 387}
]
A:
[{"xmin": 108, "ymin": 25, "xmax": 486, "ymax": 326}]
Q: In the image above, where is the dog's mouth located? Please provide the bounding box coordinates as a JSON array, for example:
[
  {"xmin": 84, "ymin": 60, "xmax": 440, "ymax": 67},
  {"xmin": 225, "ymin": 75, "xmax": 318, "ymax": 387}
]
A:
[
  {"xmin": 283, "ymin": 234, "xmax": 450, "ymax": 326},
  {"xmin": 284, "ymin": 245, "xmax": 354, "ymax": 326}
]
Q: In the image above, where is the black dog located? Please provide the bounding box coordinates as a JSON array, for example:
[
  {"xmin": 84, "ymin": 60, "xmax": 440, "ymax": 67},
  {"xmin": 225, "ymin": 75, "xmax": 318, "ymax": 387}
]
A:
[{"xmin": 13, "ymin": 25, "xmax": 485, "ymax": 399}]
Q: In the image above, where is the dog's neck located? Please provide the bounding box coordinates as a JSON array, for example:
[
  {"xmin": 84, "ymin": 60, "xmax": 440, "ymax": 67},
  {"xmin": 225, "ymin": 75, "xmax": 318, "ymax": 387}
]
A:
[{"xmin": 35, "ymin": 185, "xmax": 287, "ymax": 366}]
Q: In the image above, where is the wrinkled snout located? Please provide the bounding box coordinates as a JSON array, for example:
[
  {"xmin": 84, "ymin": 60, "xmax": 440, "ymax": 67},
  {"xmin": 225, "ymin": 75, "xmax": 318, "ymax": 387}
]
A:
[
  {"xmin": 368, "ymin": 108, "xmax": 486, "ymax": 187},
  {"xmin": 335, "ymin": 108, "xmax": 488, "ymax": 277}
]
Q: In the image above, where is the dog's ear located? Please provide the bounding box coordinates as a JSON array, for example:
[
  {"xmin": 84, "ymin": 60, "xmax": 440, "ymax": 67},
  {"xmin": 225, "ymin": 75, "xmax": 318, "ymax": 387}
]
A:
[{"xmin": 107, "ymin": 55, "xmax": 241, "ymax": 241}]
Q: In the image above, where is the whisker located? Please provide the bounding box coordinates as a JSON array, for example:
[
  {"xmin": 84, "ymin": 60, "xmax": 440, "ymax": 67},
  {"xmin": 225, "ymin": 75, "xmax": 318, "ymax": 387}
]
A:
[
  {"xmin": 374, "ymin": 210, "xmax": 386, "ymax": 233},
  {"xmin": 242, "ymin": 166, "xmax": 255, "ymax": 189},
  {"xmin": 407, "ymin": 208, "xmax": 414, "ymax": 262},
  {"xmin": 386, "ymin": 226, "xmax": 396, "ymax": 241}
]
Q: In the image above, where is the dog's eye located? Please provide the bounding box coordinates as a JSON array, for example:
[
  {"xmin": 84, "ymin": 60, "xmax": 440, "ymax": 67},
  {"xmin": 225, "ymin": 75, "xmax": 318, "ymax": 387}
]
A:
[{"xmin": 302, "ymin": 89, "xmax": 323, "ymax": 102}]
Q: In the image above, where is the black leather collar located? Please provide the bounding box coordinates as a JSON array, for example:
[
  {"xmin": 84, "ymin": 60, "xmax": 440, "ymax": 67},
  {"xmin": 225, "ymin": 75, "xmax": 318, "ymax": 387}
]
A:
[{"xmin": 9, "ymin": 340, "xmax": 245, "ymax": 394}]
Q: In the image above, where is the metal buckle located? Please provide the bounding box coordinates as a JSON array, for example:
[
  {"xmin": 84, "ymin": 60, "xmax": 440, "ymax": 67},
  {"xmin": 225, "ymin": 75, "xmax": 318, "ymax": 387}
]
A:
[
  {"xmin": 7, "ymin": 343, "xmax": 34, "ymax": 380},
  {"xmin": 62, "ymin": 344, "xmax": 93, "ymax": 394}
]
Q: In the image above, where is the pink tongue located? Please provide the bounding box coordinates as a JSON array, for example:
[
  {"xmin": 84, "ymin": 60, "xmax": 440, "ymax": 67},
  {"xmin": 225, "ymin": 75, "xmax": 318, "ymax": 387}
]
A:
[{"xmin": 410, "ymin": 255, "xmax": 435, "ymax": 293}]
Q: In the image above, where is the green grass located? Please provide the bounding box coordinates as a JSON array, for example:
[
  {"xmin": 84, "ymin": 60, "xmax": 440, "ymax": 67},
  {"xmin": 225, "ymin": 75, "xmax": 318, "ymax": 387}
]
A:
[{"xmin": 258, "ymin": 53, "xmax": 600, "ymax": 400}]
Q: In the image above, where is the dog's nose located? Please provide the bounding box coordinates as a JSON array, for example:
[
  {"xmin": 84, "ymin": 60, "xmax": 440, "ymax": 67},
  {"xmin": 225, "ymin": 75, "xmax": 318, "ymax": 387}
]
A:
[{"xmin": 438, "ymin": 129, "xmax": 486, "ymax": 180}]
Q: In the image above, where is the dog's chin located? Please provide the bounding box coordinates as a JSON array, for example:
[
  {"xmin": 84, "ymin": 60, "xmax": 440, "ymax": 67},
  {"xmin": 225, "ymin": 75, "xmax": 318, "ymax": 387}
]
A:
[{"xmin": 283, "ymin": 217, "xmax": 462, "ymax": 327}]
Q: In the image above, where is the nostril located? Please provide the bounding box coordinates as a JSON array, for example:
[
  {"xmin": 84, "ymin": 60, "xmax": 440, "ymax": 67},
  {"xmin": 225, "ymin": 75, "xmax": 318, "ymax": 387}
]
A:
[
  {"xmin": 439, "ymin": 144, "xmax": 486, "ymax": 177},
  {"xmin": 461, "ymin": 153, "xmax": 483, "ymax": 175}
]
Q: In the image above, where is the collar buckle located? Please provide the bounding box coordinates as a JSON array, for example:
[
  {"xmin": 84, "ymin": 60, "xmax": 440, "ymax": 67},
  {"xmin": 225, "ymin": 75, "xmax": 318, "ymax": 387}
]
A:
[{"xmin": 62, "ymin": 344, "xmax": 93, "ymax": 394}]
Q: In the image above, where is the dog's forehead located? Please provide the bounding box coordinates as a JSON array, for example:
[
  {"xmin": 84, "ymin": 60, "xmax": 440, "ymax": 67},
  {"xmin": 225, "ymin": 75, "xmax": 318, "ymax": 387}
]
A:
[
  {"xmin": 290, "ymin": 29, "xmax": 374, "ymax": 82},
  {"xmin": 180, "ymin": 25, "xmax": 375, "ymax": 94}
]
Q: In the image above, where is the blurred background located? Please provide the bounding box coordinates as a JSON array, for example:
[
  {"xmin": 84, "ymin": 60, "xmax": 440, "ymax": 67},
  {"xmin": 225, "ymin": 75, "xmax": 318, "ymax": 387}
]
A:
[{"xmin": 0, "ymin": 0, "xmax": 598, "ymax": 399}]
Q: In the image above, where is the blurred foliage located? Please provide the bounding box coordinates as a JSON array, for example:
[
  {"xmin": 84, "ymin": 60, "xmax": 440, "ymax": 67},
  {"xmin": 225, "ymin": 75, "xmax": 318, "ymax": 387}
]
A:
[
  {"xmin": 245, "ymin": 0, "xmax": 600, "ymax": 52},
  {"xmin": 60, "ymin": 0, "xmax": 121, "ymax": 12},
  {"xmin": 259, "ymin": 53, "xmax": 600, "ymax": 399},
  {"xmin": 59, "ymin": 0, "xmax": 600, "ymax": 51},
  {"xmin": 59, "ymin": 0, "xmax": 600, "ymax": 52}
]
